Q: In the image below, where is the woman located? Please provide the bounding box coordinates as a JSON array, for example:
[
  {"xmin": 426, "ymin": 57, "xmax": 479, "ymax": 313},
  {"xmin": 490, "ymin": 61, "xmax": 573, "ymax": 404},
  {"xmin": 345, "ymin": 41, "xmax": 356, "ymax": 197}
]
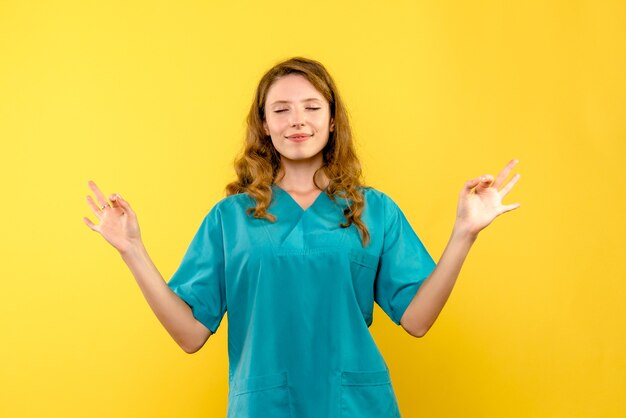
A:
[{"xmin": 84, "ymin": 57, "xmax": 520, "ymax": 417}]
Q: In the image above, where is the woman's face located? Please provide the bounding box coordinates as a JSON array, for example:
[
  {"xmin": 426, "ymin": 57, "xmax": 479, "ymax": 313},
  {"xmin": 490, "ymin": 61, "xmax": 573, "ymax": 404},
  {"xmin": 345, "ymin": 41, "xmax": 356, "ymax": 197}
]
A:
[{"xmin": 263, "ymin": 74, "xmax": 334, "ymax": 164}]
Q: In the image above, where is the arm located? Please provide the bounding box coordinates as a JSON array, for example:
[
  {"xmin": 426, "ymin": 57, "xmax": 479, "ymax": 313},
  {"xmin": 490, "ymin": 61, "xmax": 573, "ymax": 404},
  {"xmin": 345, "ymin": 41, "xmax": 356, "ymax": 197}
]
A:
[
  {"xmin": 84, "ymin": 181, "xmax": 211, "ymax": 353},
  {"xmin": 120, "ymin": 242, "xmax": 213, "ymax": 354},
  {"xmin": 400, "ymin": 160, "xmax": 521, "ymax": 337}
]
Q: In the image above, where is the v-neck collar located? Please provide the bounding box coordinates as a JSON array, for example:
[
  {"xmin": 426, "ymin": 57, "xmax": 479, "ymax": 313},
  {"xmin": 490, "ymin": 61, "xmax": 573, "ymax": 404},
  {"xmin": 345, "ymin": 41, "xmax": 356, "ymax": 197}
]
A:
[{"xmin": 271, "ymin": 183, "xmax": 328, "ymax": 212}]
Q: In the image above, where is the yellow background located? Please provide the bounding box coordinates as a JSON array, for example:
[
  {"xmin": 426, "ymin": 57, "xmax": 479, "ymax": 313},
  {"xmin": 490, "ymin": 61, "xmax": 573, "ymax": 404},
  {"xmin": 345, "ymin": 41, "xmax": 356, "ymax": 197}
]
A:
[{"xmin": 1, "ymin": 1, "xmax": 624, "ymax": 417}]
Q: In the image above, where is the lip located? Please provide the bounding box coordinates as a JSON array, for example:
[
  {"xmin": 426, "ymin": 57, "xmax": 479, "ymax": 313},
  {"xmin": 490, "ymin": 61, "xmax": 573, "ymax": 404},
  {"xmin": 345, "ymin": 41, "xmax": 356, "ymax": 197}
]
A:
[{"xmin": 286, "ymin": 133, "xmax": 312, "ymax": 142}]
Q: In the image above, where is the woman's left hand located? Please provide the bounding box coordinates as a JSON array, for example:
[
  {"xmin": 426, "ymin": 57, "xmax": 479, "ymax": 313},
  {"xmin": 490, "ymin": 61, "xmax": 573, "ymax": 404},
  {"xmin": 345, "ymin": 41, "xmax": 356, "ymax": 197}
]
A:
[{"xmin": 455, "ymin": 159, "xmax": 521, "ymax": 238}]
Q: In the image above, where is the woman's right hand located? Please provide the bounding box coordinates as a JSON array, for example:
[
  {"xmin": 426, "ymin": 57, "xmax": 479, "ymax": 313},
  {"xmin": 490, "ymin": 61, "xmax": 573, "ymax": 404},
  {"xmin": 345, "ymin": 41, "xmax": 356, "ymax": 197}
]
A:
[{"xmin": 83, "ymin": 180, "xmax": 142, "ymax": 254}]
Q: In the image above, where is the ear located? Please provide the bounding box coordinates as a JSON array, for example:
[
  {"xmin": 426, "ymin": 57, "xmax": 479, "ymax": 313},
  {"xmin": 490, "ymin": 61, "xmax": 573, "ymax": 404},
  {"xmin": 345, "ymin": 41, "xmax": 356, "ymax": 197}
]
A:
[
  {"xmin": 263, "ymin": 120, "xmax": 269, "ymax": 136},
  {"xmin": 330, "ymin": 117, "xmax": 335, "ymax": 132}
]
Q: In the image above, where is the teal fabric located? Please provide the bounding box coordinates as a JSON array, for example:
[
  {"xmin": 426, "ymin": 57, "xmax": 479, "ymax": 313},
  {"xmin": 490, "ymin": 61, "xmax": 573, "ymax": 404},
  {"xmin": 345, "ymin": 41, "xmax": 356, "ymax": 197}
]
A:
[{"xmin": 167, "ymin": 184, "xmax": 436, "ymax": 418}]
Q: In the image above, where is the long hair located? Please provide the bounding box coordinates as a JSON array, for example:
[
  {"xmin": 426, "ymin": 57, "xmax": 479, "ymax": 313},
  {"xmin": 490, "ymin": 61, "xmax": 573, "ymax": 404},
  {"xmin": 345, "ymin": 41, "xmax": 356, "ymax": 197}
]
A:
[{"xmin": 225, "ymin": 57, "xmax": 370, "ymax": 247}]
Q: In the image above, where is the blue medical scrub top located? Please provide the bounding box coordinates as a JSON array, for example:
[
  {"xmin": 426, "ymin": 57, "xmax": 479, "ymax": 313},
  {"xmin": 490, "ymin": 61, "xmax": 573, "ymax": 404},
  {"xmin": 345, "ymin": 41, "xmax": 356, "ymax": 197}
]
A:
[{"xmin": 167, "ymin": 184, "xmax": 436, "ymax": 418}]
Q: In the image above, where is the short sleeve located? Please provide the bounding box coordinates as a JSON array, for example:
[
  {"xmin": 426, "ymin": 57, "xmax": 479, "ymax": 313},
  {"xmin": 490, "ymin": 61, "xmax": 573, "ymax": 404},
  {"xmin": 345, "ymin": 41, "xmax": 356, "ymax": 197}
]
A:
[
  {"xmin": 375, "ymin": 195, "xmax": 436, "ymax": 325},
  {"xmin": 167, "ymin": 205, "xmax": 227, "ymax": 334}
]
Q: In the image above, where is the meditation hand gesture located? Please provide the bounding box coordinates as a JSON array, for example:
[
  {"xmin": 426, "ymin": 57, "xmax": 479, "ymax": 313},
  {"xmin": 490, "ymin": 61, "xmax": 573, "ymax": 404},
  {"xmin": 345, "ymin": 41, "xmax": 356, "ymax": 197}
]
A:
[
  {"xmin": 455, "ymin": 159, "xmax": 521, "ymax": 237},
  {"xmin": 83, "ymin": 181, "xmax": 142, "ymax": 254}
]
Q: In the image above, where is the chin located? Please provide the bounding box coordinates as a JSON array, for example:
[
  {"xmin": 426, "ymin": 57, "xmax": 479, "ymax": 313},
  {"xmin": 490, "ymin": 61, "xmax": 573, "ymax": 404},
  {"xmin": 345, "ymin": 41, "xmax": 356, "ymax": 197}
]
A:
[
  {"xmin": 278, "ymin": 149, "xmax": 325, "ymax": 162},
  {"xmin": 281, "ymin": 154, "xmax": 319, "ymax": 162}
]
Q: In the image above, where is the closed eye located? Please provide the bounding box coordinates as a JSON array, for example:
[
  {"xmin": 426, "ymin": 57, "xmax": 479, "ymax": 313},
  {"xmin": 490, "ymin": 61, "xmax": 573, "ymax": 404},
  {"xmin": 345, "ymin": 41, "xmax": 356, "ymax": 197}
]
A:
[{"xmin": 274, "ymin": 107, "xmax": 320, "ymax": 113}]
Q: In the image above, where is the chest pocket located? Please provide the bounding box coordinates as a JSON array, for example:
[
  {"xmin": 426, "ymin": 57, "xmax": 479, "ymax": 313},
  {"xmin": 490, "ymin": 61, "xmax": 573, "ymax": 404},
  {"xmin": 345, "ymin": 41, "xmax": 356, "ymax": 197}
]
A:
[
  {"xmin": 228, "ymin": 372, "xmax": 293, "ymax": 418},
  {"xmin": 348, "ymin": 249, "xmax": 380, "ymax": 326},
  {"xmin": 340, "ymin": 369, "xmax": 401, "ymax": 418}
]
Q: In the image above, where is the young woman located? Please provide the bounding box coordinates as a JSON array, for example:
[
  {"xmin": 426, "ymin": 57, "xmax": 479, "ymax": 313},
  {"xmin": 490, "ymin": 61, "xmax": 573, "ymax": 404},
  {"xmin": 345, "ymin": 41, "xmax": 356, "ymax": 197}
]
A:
[{"xmin": 84, "ymin": 57, "xmax": 520, "ymax": 418}]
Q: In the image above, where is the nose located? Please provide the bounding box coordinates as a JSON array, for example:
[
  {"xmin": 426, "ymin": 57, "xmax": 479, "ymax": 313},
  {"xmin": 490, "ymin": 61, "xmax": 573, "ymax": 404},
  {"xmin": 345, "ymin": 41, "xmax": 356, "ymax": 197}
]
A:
[{"xmin": 290, "ymin": 108, "xmax": 305, "ymax": 127}]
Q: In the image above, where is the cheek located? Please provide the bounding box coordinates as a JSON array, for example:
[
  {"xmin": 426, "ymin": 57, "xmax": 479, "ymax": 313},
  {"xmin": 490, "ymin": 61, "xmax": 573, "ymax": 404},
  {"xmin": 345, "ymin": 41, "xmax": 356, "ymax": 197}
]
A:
[
  {"xmin": 266, "ymin": 117, "xmax": 286, "ymax": 134},
  {"xmin": 315, "ymin": 117, "xmax": 332, "ymax": 132}
]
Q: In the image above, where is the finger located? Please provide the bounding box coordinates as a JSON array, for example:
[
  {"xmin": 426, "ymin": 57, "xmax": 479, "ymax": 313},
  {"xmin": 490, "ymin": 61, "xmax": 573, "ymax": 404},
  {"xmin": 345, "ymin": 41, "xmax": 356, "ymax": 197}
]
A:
[
  {"xmin": 475, "ymin": 174, "xmax": 494, "ymax": 190},
  {"xmin": 88, "ymin": 180, "xmax": 110, "ymax": 208},
  {"xmin": 86, "ymin": 195, "xmax": 103, "ymax": 218},
  {"xmin": 83, "ymin": 216, "xmax": 99, "ymax": 232},
  {"xmin": 499, "ymin": 173, "xmax": 521, "ymax": 198},
  {"xmin": 113, "ymin": 194, "xmax": 133, "ymax": 216},
  {"xmin": 109, "ymin": 194, "xmax": 122, "ymax": 209},
  {"xmin": 493, "ymin": 159, "xmax": 519, "ymax": 189},
  {"xmin": 461, "ymin": 177, "xmax": 481, "ymax": 196},
  {"xmin": 500, "ymin": 202, "xmax": 521, "ymax": 214}
]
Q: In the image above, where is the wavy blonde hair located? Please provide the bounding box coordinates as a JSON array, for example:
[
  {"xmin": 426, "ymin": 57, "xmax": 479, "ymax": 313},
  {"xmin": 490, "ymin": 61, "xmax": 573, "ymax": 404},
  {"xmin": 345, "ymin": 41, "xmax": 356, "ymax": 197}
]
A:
[{"xmin": 225, "ymin": 57, "xmax": 370, "ymax": 247}]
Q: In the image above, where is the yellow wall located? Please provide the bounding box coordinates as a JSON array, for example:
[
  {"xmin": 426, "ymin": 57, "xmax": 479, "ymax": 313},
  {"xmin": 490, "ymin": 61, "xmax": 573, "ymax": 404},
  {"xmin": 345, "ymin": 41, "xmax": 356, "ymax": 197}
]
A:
[{"xmin": 1, "ymin": 1, "xmax": 624, "ymax": 417}]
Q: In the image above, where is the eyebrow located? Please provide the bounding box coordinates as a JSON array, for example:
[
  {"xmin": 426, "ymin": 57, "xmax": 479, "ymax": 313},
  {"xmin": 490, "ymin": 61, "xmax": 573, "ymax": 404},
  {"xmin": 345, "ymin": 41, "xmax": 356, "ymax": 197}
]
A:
[{"xmin": 270, "ymin": 98, "xmax": 322, "ymax": 105}]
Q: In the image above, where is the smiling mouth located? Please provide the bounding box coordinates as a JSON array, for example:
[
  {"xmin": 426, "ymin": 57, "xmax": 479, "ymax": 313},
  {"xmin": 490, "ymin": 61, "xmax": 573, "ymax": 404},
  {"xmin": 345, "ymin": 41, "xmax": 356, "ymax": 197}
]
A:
[{"xmin": 287, "ymin": 134, "xmax": 312, "ymax": 142}]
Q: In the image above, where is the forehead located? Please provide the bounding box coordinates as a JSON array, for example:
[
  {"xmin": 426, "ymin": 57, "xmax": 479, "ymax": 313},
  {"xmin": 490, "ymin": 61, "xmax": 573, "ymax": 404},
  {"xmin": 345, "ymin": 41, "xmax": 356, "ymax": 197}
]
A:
[{"xmin": 266, "ymin": 74, "xmax": 326, "ymax": 104}]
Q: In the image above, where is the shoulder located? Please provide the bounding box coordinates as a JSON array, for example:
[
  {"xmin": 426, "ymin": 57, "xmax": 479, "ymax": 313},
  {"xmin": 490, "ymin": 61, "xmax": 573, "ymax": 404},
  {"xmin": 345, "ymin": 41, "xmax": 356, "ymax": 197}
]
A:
[
  {"xmin": 359, "ymin": 185, "xmax": 390, "ymax": 201},
  {"xmin": 356, "ymin": 186, "xmax": 405, "ymax": 226},
  {"xmin": 200, "ymin": 192, "xmax": 255, "ymax": 223},
  {"xmin": 359, "ymin": 186, "xmax": 400, "ymax": 210},
  {"xmin": 213, "ymin": 192, "xmax": 254, "ymax": 211}
]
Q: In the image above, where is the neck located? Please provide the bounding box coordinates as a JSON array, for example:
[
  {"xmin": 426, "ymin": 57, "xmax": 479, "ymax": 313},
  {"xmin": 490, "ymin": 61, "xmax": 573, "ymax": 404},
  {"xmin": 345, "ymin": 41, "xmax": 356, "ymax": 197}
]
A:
[{"xmin": 275, "ymin": 154, "xmax": 328, "ymax": 192}]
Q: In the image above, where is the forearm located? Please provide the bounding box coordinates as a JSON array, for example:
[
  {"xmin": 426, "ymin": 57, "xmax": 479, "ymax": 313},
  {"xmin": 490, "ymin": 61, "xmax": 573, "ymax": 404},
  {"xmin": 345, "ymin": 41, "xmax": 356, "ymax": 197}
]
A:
[
  {"xmin": 400, "ymin": 226, "xmax": 477, "ymax": 337},
  {"xmin": 120, "ymin": 242, "xmax": 211, "ymax": 353}
]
